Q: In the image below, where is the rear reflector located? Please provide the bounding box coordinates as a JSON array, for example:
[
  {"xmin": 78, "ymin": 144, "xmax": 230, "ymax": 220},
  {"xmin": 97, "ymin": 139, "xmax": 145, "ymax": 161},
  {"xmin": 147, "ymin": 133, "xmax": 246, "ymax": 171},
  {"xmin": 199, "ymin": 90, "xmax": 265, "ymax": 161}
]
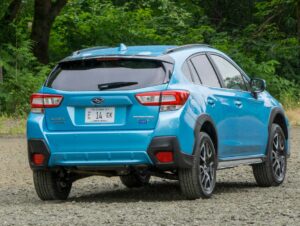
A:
[
  {"xmin": 135, "ymin": 90, "xmax": 189, "ymax": 111},
  {"xmin": 30, "ymin": 93, "xmax": 63, "ymax": 113},
  {"xmin": 155, "ymin": 151, "xmax": 174, "ymax": 163},
  {"xmin": 32, "ymin": 153, "xmax": 45, "ymax": 165}
]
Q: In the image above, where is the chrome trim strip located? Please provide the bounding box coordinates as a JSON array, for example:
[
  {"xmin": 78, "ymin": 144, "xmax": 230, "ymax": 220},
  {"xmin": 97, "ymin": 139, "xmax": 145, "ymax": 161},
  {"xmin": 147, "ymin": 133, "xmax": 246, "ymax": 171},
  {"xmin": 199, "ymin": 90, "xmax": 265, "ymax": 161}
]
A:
[
  {"xmin": 133, "ymin": 116, "xmax": 155, "ymax": 118},
  {"xmin": 218, "ymin": 157, "xmax": 265, "ymax": 170}
]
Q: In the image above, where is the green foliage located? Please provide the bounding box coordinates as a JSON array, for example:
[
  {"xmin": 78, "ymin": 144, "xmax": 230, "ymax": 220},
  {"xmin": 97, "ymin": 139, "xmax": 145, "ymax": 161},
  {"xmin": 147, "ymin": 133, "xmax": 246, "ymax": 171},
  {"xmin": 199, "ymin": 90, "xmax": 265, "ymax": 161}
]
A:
[
  {"xmin": 0, "ymin": 0, "xmax": 300, "ymax": 115},
  {"xmin": 0, "ymin": 28, "xmax": 50, "ymax": 115},
  {"xmin": 211, "ymin": 36, "xmax": 300, "ymax": 106},
  {"xmin": 49, "ymin": 0, "xmax": 194, "ymax": 59}
]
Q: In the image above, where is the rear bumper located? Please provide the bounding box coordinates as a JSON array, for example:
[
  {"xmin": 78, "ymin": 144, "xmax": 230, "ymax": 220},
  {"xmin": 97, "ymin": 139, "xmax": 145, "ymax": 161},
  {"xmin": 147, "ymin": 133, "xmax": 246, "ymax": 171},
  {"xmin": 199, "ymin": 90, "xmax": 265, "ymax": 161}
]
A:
[
  {"xmin": 46, "ymin": 130, "xmax": 154, "ymax": 167},
  {"xmin": 28, "ymin": 135, "xmax": 194, "ymax": 170},
  {"xmin": 27, "ymin": 106, "xmax": 196, "ymax": 170}
]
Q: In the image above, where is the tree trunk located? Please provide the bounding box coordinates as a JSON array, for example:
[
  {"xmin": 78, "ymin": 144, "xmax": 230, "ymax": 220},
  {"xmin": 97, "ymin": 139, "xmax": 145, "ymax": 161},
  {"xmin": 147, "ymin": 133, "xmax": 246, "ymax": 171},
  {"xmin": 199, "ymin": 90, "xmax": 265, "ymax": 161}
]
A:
[
  {"xmin": 0, "ymin": 0, "xmax": 22, "ymax": 23},
  {"xmin": 0, "ymin": 0, "xmax": 22, "ymax": 82},
  {"xmin": 0, "ymin": 0, "xmax": 22, "ymax": 44},
  {"xmin": 31, "ymin": 0, "xmax": 67, "ymax": 64}
]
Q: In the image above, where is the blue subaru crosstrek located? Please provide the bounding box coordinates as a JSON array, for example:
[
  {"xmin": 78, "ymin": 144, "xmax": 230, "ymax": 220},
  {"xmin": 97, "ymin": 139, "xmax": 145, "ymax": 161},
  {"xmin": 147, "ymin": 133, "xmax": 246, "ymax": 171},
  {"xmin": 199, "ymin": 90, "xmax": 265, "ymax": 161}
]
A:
[{"xmin": 27, "ymin": 44, "xmax": 290, "ymax": 200}]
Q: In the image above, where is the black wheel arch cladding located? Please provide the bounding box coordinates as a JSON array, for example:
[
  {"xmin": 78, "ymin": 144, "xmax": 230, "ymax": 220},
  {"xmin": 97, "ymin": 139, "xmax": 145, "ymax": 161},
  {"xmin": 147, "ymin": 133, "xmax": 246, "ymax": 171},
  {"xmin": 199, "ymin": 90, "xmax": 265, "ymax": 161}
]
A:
[
  {"xmin": 269, "ymin": 107, "xmax": 289, "ymax": 140},
  {"xmin": 194, "ymin": 114, "xmax": 218, "ymax": 155}
]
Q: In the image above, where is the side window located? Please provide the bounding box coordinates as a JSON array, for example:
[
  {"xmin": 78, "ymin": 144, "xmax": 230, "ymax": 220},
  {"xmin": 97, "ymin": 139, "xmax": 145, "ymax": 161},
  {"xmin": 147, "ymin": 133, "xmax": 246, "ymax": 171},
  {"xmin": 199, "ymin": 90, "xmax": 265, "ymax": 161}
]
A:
[
  {"xmin": 190, "ymin": 55, "xmax": 221, "ymax": 88},
  {"xmin": 188, "ymin": 61, "xmax": 201, "ymax": 84},
  {"xmin": 182, "ymin": 61, "xmax": 193, "ymax": 82},
  {"xmin": 210, "ymin": 55, "xmax": 247, "ymax": 91}
]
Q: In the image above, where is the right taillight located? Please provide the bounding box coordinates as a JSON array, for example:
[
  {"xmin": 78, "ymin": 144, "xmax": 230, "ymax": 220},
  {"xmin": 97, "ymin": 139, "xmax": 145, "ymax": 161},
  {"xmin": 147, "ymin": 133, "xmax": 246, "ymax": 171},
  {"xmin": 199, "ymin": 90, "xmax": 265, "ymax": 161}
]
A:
[
  {"xmin": 135, "ymin": 90, "xmax": 189, "ymax": 111},
  {"xmin": 30, "ymin": 93, "xmax": 63, "ymax": 113}
]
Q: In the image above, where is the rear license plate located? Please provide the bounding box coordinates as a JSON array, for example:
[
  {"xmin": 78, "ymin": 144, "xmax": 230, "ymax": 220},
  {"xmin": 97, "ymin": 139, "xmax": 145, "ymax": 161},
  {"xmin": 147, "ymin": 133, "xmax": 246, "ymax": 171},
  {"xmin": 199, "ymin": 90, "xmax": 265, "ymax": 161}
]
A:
[{"xmin": 85, "ymin": 107, "xmax": 115, "ymax": 123}]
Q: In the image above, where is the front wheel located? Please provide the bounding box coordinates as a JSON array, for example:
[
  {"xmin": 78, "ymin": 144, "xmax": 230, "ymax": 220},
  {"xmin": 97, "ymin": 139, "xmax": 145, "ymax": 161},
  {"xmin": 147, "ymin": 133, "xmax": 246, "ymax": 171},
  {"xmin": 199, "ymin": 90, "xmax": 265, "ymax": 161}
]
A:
[
  {"xmin": 33, "ymin": 170, "xmax": 72, "ymax": 200},
  {"xmin": 252, "ymin": 123, "xmax": 287, "ymax": 187},
  {"xmin": 179, "ymin": 132, "xmax": 217, "ymax": 199}
]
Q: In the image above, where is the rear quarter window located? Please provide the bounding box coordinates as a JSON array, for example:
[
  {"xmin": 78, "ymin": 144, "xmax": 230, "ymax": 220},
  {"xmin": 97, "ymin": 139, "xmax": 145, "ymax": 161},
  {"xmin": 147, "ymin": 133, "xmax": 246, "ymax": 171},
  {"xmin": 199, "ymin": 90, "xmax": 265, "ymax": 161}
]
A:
[
  {"xmin": 190, "ymin": 55, "xmax": 221, "ymax": 88},
  {"xmin": 46, "ymin": 59, "xmax": 170, "ymax": 91}
]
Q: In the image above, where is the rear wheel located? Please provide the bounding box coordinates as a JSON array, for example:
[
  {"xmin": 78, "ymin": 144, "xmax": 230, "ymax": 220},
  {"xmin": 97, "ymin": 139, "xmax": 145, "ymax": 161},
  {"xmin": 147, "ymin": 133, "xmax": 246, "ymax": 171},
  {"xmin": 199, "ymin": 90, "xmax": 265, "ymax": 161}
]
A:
[
  {"xmin": 252, "ymin": 123, "xmax": 287, "ymax": 187},
  {"xmin": 33, "ymin": 170, "xmax": 72, "ymax": 200},
  {"xmin": 179, "ymin": 132, "xmax": 217, "ymax": 199},
  {"xmin": 120, "ymin": 171, "xmax": 150, "ymax": 188}
]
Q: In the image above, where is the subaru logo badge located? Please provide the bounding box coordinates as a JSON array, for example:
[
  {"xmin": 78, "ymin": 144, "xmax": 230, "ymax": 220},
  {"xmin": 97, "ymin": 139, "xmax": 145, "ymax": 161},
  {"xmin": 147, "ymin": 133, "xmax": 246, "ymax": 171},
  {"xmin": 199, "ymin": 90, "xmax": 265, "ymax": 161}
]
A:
[{"xmin": 92, "ymin": 97, "xmax": 104, "ymax": 104}]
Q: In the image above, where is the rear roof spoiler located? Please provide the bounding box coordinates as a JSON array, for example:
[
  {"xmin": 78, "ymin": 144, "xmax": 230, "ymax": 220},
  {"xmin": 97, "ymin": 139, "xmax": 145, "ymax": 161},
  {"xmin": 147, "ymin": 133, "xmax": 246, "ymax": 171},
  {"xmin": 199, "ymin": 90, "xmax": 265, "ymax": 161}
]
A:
[{"xmin": 59, "ymin": 55, "xmax": 175, "ymax": 64}]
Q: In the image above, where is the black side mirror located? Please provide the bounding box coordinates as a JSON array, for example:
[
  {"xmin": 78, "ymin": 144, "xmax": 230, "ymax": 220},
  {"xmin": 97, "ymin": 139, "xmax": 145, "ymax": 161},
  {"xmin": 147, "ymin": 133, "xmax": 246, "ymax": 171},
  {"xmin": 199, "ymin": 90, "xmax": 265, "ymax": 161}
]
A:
[{"xmin": 250, "ymin": 78, "xmax": 266, "ymax": 98}]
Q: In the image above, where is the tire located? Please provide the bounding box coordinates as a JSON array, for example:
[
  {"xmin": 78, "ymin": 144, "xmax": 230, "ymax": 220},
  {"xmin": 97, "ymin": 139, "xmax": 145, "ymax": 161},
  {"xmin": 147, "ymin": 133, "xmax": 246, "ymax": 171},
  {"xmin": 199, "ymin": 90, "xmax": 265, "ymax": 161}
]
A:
[
  {"xmin": 33, "ymin": 170, "xmax": 72, "ymax": 200},
  {"xmin": 120, "ymin": 171, "xmax": 150, "ymax": 188},
  {"xmin": 252, "ymin": 123, "xmax": 287, "ymax": 187},
  {"xmin": 179, "ymin": 132, "xmax": 217, "ymax": 199}
]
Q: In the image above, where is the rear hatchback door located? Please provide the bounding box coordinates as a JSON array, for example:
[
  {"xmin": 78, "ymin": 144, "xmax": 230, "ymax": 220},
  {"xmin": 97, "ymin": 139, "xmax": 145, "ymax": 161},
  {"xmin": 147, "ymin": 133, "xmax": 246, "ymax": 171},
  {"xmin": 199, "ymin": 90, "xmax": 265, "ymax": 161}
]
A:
[{"xmin": 43, "ymin": 58, "xmax": 172, "ymax": 131}]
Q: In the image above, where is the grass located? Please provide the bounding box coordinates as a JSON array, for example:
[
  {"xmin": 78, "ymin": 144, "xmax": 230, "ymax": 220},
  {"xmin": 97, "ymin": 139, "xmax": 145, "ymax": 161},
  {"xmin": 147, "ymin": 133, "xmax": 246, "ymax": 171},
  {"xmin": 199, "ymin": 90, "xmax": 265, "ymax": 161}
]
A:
[
  {"xmin": 0, "ymin": 115, "xmax": 26, "ymax": 136},
  {"xmin": 0, "ymin": 108, "xmax": 299, "ymax": 136},
  {"xmin": 286, "ymin": 108, "xmax": 300, "ymax": 126}
]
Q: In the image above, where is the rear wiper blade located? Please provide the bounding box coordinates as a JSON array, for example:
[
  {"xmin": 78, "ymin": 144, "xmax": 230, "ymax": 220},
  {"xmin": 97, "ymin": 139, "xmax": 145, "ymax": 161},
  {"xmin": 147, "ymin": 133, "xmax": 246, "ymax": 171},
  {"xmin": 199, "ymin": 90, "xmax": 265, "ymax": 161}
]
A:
[{"xmin": 98, "ymin": 82, "xmax": 138, "ymax": 90}]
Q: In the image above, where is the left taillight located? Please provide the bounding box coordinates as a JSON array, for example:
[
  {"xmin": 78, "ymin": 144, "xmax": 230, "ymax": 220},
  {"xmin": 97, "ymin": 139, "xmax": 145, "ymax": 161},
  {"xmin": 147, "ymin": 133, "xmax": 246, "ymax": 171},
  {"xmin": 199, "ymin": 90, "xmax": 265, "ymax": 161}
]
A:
[
  {"xmin": 135, "ymin": 90, "xmax": 189, "ymax": 111},
  {"xmin": 30, "ymin": 93, "xmax": 63, "ymax": 113}
]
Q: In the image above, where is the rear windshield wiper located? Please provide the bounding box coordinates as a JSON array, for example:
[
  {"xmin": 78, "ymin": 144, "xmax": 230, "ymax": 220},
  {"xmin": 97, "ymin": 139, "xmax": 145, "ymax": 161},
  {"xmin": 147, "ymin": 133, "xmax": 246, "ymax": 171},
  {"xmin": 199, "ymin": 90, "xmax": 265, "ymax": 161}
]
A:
[{"xmin": 98, "ymin": 82, "xmax": 138, "ymax": 90}]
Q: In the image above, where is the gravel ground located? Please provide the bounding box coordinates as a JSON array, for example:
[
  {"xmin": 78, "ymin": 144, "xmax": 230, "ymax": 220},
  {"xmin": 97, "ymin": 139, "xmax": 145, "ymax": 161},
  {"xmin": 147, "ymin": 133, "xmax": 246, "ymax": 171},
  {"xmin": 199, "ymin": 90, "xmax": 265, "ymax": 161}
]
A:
[{"xmin": 0, "ymin": 128, "xmax": 299, "ymax": 226}]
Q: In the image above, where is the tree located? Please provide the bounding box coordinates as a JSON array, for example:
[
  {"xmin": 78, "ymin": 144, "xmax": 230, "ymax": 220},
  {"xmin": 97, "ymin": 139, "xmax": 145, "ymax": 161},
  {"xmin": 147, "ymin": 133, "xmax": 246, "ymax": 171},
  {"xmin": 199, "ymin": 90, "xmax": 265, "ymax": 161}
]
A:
[
  {"xmin": 31, "ymin": 0, "xmax": 67, "ymax": 64},
  {"xmin": 199, "ymin": 0, "xmax": 255, "ymax": 29},
  {"xmin": 0, "ymin": 0, "xmax": 22, "ymax": 44},
  {"xmin": 0, "ymin": 0, "xmax": 22, "ymax": 24},
  {"xmin": 0, "ymin": 0, "xmax": 22, "ymax": 82}
]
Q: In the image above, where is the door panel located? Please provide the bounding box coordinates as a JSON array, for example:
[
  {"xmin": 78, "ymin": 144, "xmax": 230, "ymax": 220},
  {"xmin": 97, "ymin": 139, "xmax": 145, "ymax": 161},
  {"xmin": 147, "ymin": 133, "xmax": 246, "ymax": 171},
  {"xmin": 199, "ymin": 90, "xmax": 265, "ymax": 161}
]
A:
[
  {"xmin": 232, "ymin": 92, "xmax": 269, "ymax": 156},
  {"xmin": 187, "ymin": 54, "xmax": 243, "ymax": 158},
  {"xmin": 204, "ymin": 88, "xmax": 246, "ymax": 159},
  {"xmin": 208, "ymin": 53, "xmax": 269, "ymax": 159},
  {"xmin": 214, "ymin": 89, "xmax": 268, "ymax": 158}
]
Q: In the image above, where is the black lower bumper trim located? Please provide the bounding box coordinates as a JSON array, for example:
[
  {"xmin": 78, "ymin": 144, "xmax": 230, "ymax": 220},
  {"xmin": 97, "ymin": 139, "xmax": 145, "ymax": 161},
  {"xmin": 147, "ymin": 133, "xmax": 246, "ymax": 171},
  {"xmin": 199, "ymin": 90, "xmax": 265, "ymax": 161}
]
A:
[
  {"xmin": 28, "ymin": 139, "xmax": 50, "ymax": 170},
  {"xmin": 28, "ymin": 137, "xmax": 194, "ymax": 171},
  {"xmin": 147, "ymin": 136, "xmax": 194, "ymax": 170}
]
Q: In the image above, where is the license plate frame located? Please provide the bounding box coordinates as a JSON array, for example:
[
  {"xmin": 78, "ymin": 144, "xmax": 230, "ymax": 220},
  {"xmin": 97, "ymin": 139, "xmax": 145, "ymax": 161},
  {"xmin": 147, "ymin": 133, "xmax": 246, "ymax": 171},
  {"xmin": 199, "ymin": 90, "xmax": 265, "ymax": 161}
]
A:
[{"xmin": 85, "ymin": 107, "xmax": 115, "ymax": 124}]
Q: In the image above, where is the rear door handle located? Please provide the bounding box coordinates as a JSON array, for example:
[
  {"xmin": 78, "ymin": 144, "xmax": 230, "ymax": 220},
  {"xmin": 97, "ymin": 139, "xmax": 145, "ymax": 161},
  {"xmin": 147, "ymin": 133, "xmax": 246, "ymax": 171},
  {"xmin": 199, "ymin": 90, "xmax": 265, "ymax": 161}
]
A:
[
  {"xmin": 207, "ymin": 97, "xmax": 216, "ymax": 106},
  {"xmin": 234, "ymin": 100, "xmax": 242, "ymax": 108}
]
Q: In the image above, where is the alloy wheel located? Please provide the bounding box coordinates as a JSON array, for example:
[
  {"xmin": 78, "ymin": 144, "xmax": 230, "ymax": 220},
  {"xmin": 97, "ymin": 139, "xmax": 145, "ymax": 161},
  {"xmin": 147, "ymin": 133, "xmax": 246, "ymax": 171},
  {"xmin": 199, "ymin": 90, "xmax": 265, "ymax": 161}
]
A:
[
  {"xmin": 271, "ymin": 132, "xmax": 286, "ymax": 181},
  {"xmin": 199, "ymin": 141, "xmax": 215, "ymax": 193}
]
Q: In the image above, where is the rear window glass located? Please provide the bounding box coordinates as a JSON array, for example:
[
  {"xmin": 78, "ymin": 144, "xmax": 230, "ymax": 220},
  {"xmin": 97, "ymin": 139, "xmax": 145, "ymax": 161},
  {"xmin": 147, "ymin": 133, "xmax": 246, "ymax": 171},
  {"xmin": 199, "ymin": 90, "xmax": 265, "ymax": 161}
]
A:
[{"xmin": 46, "ymin": 59, "xmax": 169, "ymax": 91}]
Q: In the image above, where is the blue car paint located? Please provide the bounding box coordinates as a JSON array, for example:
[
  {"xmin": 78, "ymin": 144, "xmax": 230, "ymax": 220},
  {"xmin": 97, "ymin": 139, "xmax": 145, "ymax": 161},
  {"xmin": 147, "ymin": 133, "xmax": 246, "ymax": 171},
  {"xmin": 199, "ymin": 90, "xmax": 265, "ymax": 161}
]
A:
[{"xmin": 27, "ymin": 45, "xmax": 290, "ymax": 167}]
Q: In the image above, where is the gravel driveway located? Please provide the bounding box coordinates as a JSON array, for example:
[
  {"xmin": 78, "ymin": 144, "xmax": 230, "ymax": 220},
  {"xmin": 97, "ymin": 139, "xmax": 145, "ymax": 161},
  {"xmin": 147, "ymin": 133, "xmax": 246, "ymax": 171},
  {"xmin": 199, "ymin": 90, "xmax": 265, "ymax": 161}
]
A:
[{"xmin": 0, "ymin": 128, "xmax": 299, "ymax": 226}]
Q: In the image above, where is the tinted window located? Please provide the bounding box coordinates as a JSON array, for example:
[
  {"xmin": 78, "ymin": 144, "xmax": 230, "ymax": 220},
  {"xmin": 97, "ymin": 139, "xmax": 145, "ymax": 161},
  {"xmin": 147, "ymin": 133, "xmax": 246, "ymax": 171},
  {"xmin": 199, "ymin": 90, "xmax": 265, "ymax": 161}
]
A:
[
  {"xmin": 46, "ymin": 59, "xmax": 169, "ymax": 91},
  {"xmin": 211, "ymin": 55, "xmax": 247, "ymax": 91},
  {"xmin": 188, "ymin": 61, "xmax": 201, "ymax": 84},
  {"xmin": 182, "ymin": 62, "xmax": 193, "ymax": 82},
  {"xmin": 190, "ymin": 55, "xmax": 221, "ymax": 88}
]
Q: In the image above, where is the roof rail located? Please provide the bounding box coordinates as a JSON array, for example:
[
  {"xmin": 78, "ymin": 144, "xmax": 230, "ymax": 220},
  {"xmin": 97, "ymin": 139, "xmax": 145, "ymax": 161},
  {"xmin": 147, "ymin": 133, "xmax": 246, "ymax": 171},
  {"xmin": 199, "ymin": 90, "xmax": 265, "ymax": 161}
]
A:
[
  {"xmin": 164, "ymin": 44, "xmax": 212, "ymax": 54},
  {"xmin": 72, "ymin": 46, "xmax": 109, "ymax": 55}
]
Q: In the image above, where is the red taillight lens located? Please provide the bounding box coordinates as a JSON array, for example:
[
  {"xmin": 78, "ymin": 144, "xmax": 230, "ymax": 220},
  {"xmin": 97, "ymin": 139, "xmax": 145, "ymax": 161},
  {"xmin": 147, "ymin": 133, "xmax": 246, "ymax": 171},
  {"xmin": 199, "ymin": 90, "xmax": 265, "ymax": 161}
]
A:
[
  {"xmin": 32, "ymin": 153, "xmax": 45, "ymax": 165},
  {"xmin": 135, "ymin": 90, "xmax": 189, "ymax": 111},
  {"xmin": 135, "ymin": 91, "xmax": 161, "ymax": 106},
  {"xmin": 30, "ymin": 93, "xmax": 63, "ymax": 113},
  {"xmin": 155, "ymin": 151, "xmax": 174, "ymax": 163}
]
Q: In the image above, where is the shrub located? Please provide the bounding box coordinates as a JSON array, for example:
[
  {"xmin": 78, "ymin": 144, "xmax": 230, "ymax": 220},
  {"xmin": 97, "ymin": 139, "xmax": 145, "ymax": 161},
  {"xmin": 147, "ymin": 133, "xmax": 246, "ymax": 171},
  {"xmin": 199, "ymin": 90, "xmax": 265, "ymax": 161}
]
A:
[{"xmin": 0, "ymin": 30, "xmax": 50, "ymax": 116}]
